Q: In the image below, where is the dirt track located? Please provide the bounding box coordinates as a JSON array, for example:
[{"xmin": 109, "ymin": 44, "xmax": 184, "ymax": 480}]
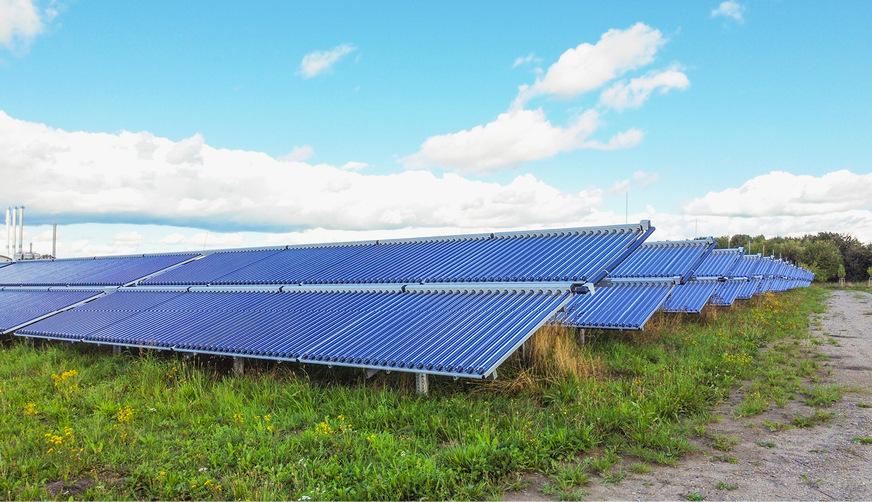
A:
[
  {"xmin": 583, "ymin": 288, "xmax": 872, "ymax": 501},
  {"xmin": 503, "ymin": 289, "xmax": 872, "ymax": 501}
]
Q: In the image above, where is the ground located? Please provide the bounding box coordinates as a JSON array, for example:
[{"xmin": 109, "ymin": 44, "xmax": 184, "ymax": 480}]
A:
[{"xmin": 506, "ymin": 289, "xmax": 872, "ymax": 501}]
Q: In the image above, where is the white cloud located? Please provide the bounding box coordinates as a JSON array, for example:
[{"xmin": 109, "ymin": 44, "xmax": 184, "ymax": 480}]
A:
[
  {"xmin": 0, "ymin": 0, "xmax": 43, "ymax": 52},
  {"xmin": 298, "ymin": 43, "xmax": 357, "ymax": 78},
  {"xmin": 0, "ymin": 110, "xmax": 609, "ymax": 238},
  {"xmin": 600, "ymin": 67, "xmax": 690, "ymax": 111},
  {"xmin": 405, "ymin": 23, "xmax": 681, "ymax": 173},
  {"xmin": 166, "ymin": 133, "xmax": 204, "ymax": 164},
  {"xmin": 516, "ymin": 23, "xmax": 666, "ymax": 105},
  {"xmin": 339, "ymin": 161, "xmax": 367, "ymax": 171},
  {"xmin": 711, "ymin": 1, "xmax": 746, "ymax": 23},
  {"xmin": 158, "ymin": 231, "xmax": 244, "ymax": 249},
  {"xmin": 681, "ymin": 170, "xmax": 872, "ymax": 217},
  {"xmin": 512, "ymin": 53, "xmax": 539, "ymax": 68},
  {"xmin": 606, "ymin": 171, "xmax": 661, "ymax": 195},
  {"xmin": 401, "ymin": 108, "xmax": 642, "ymax": 173},
  {"xmin": 280, "ymin": 145, "xmax": 314, "ymax": 162}
]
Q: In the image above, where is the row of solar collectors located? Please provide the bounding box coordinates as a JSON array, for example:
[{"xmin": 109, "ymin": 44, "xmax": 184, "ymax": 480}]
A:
[
  {"xmin": 607, "ymin": 238, "xmax": 716, "ymax": 283},
  {"xmin": 568, "ymin": 243, "xmax": 743, "ymax": 326},
  {"xmin": 661, "ymin": 255, "xmax": 814, "ymax": 313},
  {"xmin": 577, "ymin": 249, "xmax": 814, "ymax": 323},
  {"xmin": 0, "ymin": 223, "xmax": 651, "ymax": 287},
  {"xmin": 0, "ymin": 254, "xmax": 199, "ymax": 287},
  {"xmin": 142, "ymin": 226, "xmax": 649, "ymax": 286},
  {"xmin": 0, "ymin": 224, "xmax": 813, "ymax": 379},
  {"xmin": 14, "ymin": 287, "xmax": 569, "ymax": 379},
  {"xmin": 0, "ymin": 223, "xmax": 654, "ymax": 379},
  {"xmin": 0, "ymin": 288, "xmax": 106, "ymax": 334}
]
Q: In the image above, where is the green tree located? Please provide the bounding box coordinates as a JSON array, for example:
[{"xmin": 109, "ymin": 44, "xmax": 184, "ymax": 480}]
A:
[
  {"xmin": 779, "ymin": 240, "xmax": 804, "ymax": 264},
  {"xmin": 802, "ymin": 240, "xmax": 843, "ymax": 282}
]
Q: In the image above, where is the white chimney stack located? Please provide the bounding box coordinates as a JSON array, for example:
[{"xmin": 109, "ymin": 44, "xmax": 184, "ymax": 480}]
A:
[
  {"xmin": 18, "ymin": 206, "xmax": 25, "ymax": 257},
  {"xmin": 10, "ymin": 206, "xmax": 17, "ymax": 259},
  {"xmin": 4, "ymin": 207, "xmax": 9, "ymax": 258}
]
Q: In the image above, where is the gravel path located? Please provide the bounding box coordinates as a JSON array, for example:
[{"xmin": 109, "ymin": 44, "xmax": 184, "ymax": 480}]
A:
[{"xmin": 582, "ymin": 289, "xmax": 872, "ymax": 501}]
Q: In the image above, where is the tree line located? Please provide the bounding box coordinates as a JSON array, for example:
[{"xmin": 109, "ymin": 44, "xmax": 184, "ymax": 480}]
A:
[{"xmin": 712, "ymin": 232, "xmax": 872, "ymax": 283}]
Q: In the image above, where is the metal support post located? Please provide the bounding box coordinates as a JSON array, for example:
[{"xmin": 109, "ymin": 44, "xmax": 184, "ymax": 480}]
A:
[
  {"xmin": 113, "ymin": 345, "xmax": 122, "ymax": 356},
  {"xmin": 578, "ymin": 328, "xmax": 586, "ymax": 345},
  {"xmin": 415, "ymin": 373, "xmax": 429, "ymax": 395},
  {"xmin": 233, "ymin": 356, "xmax": 244, "ymax": 377}
]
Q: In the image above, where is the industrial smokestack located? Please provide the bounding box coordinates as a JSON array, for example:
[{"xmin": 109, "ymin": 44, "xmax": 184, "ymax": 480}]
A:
[
  {"xmin": 4, "ymin": 207, "xmax": 9, "ymax": 258},
  {"xmin": 10, "ymin": 206, "xmax": 17, "ymax": 259},
  {"xmin": 18, "ymin": 206, "xmax": 24, "ymax": 256}
]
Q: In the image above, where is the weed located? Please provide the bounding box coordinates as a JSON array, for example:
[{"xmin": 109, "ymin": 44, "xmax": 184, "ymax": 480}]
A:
[
  {"xmin": 756, "ymin": 441, "xmax": 776, "ymax": 448},
  {"xmin": 710, "ymin": 434, "xmax": 738, "ymax": 452},
  {"xmin": 800, "ymin": 474, "xmax": 822, "ymax": 487},
  {"xmin": 762, "ymin": 420, "xmax": 794, "ymax": 432},
  {"xmin": 587, "ymin": 449, "xmax": 619, "ymax": 474},
  {"xmin": 735, "ymin": 391, "xmax": 769, "ymax": 417},
  {"xmin": 716, "ymin": 481, "xmax": 738, "ymax": 491},
  {"xmin": 685, "ymin": 491, "xmax": 706, "ymax": 501},
  {"xmin": 709, "ymin": 455, "xmax": 739, "ymax": 464},
  {"xmin": 558, "ymin": 488, "xmax": 589, "ymax": 501},
  {"xmin": 550, "ymin": 462, "xmax": 589, "ymax": 489},
  {"xmin": 629, "ymin": 463, "xmax": 651, "ymax": 474},
  {"xmin": 602, "ymin": 466, "xmax": 626, "ymax": 484},
  {"xmin": 809, "ymin": 448, "xmax": 829, "ymax": 454},
  {"xmin": 803, "ymin": 385, "xmax": 845, "ymax": 407},
  {"xmin": 792, "ymin": 410, "xmax": 834, "ymax": 428},
  {"xmin": 852, "ymin": 437, "xmax": 872, "ymax": 445},
  {"xmin": 857, "ymin": 402, "xmax": 871, "ymax": 409},
  {"xmin": 505, "ymin": 475, "xmax": 532, "ymax": 492}
]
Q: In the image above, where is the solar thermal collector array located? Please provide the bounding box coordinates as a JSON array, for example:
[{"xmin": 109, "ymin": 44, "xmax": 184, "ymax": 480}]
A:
[{"xmin": 0, "ymin": 220, "xmax": 814, "ymax": 381}]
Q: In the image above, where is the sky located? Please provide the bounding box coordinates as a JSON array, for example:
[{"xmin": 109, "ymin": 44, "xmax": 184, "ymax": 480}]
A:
[{"xmin": 1, "ymin": 0, "xmax": 871, "ymax": 258}]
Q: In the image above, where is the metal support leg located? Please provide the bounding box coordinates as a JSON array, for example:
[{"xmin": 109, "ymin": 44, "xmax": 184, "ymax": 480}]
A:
[
  {"xmin": 233, "ymin": 356, "xmax": 244, "ymax": 377},
  {"xmin": 578, "ymin": 328, "xmax": 586, "ymax": 345},
  {"xmin": 113, "ymin": 345, "xmax": 122, "ymax": 356},
  {"xmin": 415, "ymin": 373, "xmax": 429, "ymax": 396}
]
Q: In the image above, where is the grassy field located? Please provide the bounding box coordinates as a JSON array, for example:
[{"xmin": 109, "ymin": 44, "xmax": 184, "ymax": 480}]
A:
[{"xmin": 0, "ymin": 286, "xmax": 828, "ymax": 500}]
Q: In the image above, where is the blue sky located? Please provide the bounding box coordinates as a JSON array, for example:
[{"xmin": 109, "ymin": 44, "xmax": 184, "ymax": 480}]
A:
[{"xmin": 1, "ymin": 0, "xmax": 871, "ymax": 258}]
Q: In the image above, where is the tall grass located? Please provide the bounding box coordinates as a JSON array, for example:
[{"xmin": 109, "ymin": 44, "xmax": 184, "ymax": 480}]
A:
[{"xmin": 0, "ymin": 286, "xmax": 827, "ymax": 500}]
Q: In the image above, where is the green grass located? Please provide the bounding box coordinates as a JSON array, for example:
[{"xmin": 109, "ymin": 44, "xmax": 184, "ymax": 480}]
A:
[
  {"xmin": 803, "ymin": 384, "xmax": 845, "ymax": 407},
  {"xmin": 0, "ymin": 287, "xmax": 828, "ymax": 500},
  {"xmin": 792, "ymin": 410, "xmax": 835, "ymax": 428},
  {"xmin": 629, "ymin": 462, "xmax": 651, "ymax": 474},
  {"xmin": 716, "ymin": 481, "xmax": 738, "ymax": 491},
  {"xmin": 852, "ymin": 437, "xmax": 872, "ymax": 445},
  {"xmin": 710, "ymin": 434, "xmax": 738, "ymax": 452},
  {"xmin": 710, "ymin": 455, "xmax": 739, "ymax": 464}
]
